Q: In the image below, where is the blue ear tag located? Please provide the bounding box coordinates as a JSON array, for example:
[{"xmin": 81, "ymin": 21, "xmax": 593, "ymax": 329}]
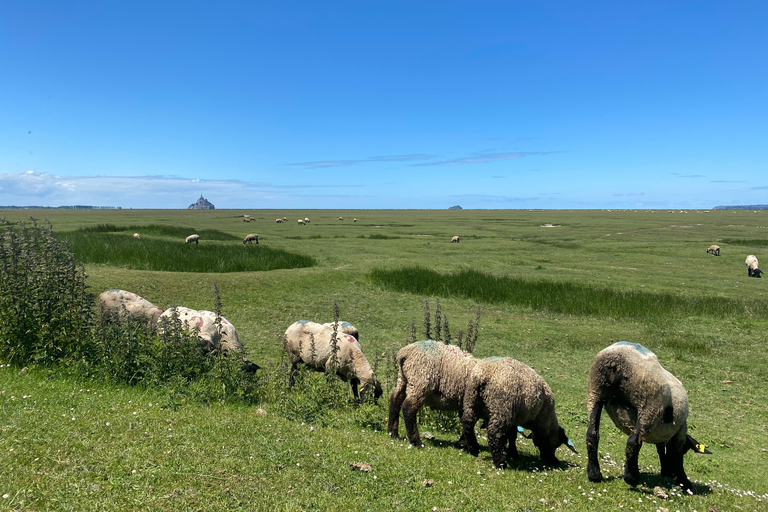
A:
[
  {"xmin": 517, "ymin": 426, "xmax": 525, "ymax": 433},
  {"xmin": 567, "ymin": 439, "xmax": 574, "ymax": 448}
]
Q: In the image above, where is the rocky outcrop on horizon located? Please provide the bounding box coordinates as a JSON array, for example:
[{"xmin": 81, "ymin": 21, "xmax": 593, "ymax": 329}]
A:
[{"xmin": 188, "ymin": 195, "xmax": 215, "ymax": 210}]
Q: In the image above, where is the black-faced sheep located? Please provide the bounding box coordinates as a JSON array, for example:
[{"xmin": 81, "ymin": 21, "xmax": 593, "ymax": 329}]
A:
[
  {"xmin": 462, "ymin": 357, "xmax": 577, "ymax": 468},
  {"xmin": 338, "ymin": 216, "xmax": 344, "ymax": 221},
  {"xmin": 451, "ymin": 236, "xmax": 460, "ymax": 243},
  {"xmin": 276, "ymin": 218, "xmax": 283, "ymax": 223},
  {"xmin": 243, "ymin": 233, "xmax": 259, "ymax": 244},
  {"xmin": 304, "ymin": 217, "xmax": 310, "ymax": 224},
  {"xmin": 133, "ymin": 233, "xmax": 140, "ymax": 240},
  {"xmin": 185, "ymin": 234, "xmax": 200, "ymax": 245},
  {"xmin": 297, "ymin": 219, "xmax": 305, "ymax": 226},
  {"xmin": 98, "ymin": 289, "xmax": 165, "ymax": 327},
  {"xmin": 586, "ymin": 341, "xmax": 710, "ymax": 490},
  {"xmin": 283, "ymin": 320, "xmax": 382, "ymax": 402},
  {"xmin": 388, "ymin": 340, "xmax": 476, "ymax": 446},
  {"xmin": 746, "ymin": 255, "xmax": 763, "ymax": 277},
  {"xmin": 705, "ymin": 245, "xmax": 720, "ymax": 256}
]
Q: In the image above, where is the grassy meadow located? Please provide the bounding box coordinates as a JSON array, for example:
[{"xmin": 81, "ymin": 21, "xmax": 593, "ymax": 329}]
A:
[{"xmin": 1, "ymin": 207, "xmax": 767, "ymax": 511}]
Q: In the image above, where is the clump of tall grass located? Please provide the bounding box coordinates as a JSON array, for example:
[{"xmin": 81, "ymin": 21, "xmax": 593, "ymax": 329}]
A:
[
  {"xmin": 372, "ymin": 267, "xmax": 766, "ymax": 319},
  {"xmin": 58, "ymin": 231, "xmax": 315, "ymax": 272},
  {"xmin": 719, "ymin": 238, "xmax": 768, "ymax": 247},
  {"xmin": 74, "ymin": 223, "xmax": 240, "ymax": 240},
  {"xmin": 0, "ymin": 219, "xmax": 95, "ymax": 365}
]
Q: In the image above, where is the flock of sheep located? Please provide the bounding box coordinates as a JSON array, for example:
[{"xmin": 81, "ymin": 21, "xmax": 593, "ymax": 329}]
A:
[
  {"xmin": 98, "ymin": 287, "xmax": 710, "ymax": 491},
  {"xmin": 705, "ymin": 244, "xmax": 763, "ymax": 277}
]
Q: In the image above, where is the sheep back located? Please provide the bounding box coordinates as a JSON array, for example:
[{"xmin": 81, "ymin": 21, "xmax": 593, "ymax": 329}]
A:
[
  {"xmin": 322, "ymin": 321, "xmax": 359, "ymax": 341},
  {"xmin": 98, "ymin": 289, "xmax": 164, "ymax": 326},
  {"xmin": 159, "ymin": 306, "xmax": 242, "ymax": 354},
  {"xmin": 588, "ymin": 341, "xmax": 688, "ymax": 444}
]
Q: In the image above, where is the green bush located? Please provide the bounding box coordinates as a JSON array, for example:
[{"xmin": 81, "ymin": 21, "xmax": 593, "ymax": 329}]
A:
[{"xmin": 0, "ymin": 220, "xmax": 95, "ymax": 365}]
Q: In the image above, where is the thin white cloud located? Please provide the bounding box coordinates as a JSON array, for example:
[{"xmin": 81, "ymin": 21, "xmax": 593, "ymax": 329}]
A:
[
  {"xmin": 413, "ymin": 151, "xmax": 556, "ymax": 167},
  {"xmin": 289, "ymin": 153, "xmax": 436, "ymax": 169}
]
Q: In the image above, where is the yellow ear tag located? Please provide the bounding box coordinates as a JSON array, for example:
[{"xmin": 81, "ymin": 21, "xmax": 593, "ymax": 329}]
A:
[{"xmin": 696, "ymin": 443, "xmax": 706, "ymax": 453}]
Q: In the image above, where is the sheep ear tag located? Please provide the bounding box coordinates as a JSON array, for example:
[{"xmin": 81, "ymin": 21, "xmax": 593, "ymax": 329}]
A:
[
  {"xmin": 565, "ymin": 438, "xmax": 578, "ymax": 454},
  {"xmin": 517, "ymin": 426, "xmax": 532, "ymax": 439},
  {"xmin": 687, "ymin": 434, "xmax": 712, "ymax": 454}
]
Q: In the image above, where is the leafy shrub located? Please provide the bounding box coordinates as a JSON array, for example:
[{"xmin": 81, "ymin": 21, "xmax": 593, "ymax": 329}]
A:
[{"xmin": 0, "ymin": 220, "xmax": 95, "ymax": 365}]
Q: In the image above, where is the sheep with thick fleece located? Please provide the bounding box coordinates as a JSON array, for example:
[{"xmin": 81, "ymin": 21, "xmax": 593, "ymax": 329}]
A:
[
  {"xmin": 705, "ymin": 244, "xmax": 720, "ymax": 256},
  {"xmin": 243, "ymin": 233, "xmax": 259, "ymax": 244},
  {"xmin": 133, "ymin": 233, "xmax": 140, "ymax": 240},
  {"xmin": 746, "ymin": 255, "xmax": 763, "ymax": 277},
  {"xmin": 586, "ymin": 341, "xmax": 710, "ymax": 490},
  {"xmin": 388, "ymin": 340, "xmax": 477, "ymax": 446},
  {"xmin": 159, "ymin": 306, "xmax": 242, "ymax": 353},
  {"xmin": 451, "ymin": 236, "xmax": 460, "ymax": 243},
  {"xmin": 185, "ymin": 234, "xmax": 200, "ymax": 245},
  {"xmin": 461, "ymin": 357, "xmax": 577, "ymax": 468},
  {"xmin": 322, "ymin": 321, "xmax": 359, "ymax": 341},
  {"xmin": 283, "ymin": 320, "xmax": 382, "ymax": 401},
  {"xmin": 98, "ymin": 289, "xmax": 164, "ymax": 327},
  {"xmin": 304, "ymin": 217, "xmax": 310, "ymax": 224},
  {"xmin": 276, "ymin": 218, "xmax": 283, "ymax": 223},
  {"xmin": 297, "ymin": 219, "xmax": 305, "ymax": 226}
]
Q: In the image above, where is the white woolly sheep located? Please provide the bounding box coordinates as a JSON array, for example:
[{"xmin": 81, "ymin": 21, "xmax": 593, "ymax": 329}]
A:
[
  {"xmin": 243, "ymin": 233, "xmax": 259, "ymax": 244},
  {"xmin": 353, "ymin": 218, "xmax": 357, "ymax": 222},
  {"xmin": 451, "ymin": 236, "xmax": 460, "ymax": 243},
  {"xmin": 322, "ymin": 321, "xmax": 359, "ymax": 341},
  {"xmin": 586, "ymin": 341, "xmax": 710, "ymax": 490},
  {"xmin": 705, "ymin": 244, "xmax": 720, "ymax": 256},
  {"xmin": 746, "ymin": 255, "xmax": 762, "ymax": 277},
  {"xmin": 388, "ymin": 340, "xmax": 477, "ymax": 446},
  {"xmin": 283, "ymin": 217, "xmax": 288, "ymax": 221},
  {"xmin": 461, "ymin": 357, "xmax": 577, "ymax": 468},
  {"xmin": 304, "ymin": 217, "xmax": 310, "ymax": 224},
  {"xmin": 98, "ymin": 289, "xmax": 165, "ymax": 327},
  {"xmin": 283, "ymin": 320, "xmax": 382, "ymax": 402},
  {"xmin": 133, "ymin": 233, "xmax": 140, "ymax": 240},
  {"xmin": 276, "ymin": 218, "xmax": 283, "ymax": 223},
  {"xmin": 338, "ymin": 216, "xmax": 344, "ymax": 221},
  {"xmin": 185, "ymin": 234, "xmax": 200, "ymax": 245},
  {"xmin": 159, "ymin": 307, "xmax": 241, "ymax": 353},
  {"xmin": 298, "ymin": 219, "xmax": 305, "ymax": 226}
]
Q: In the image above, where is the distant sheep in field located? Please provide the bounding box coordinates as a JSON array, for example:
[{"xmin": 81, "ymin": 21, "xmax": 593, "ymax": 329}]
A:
[
  {"xmin": 388, "ymin": 340, "xmax": 477, "ymax": 446},
  {"xmin": 746, "ymin": 255, "xmax": 762, "ymax": 277},
  {"xmin": 276, "ymin": 218, "xmax": 283, "ymax": 224},
  {"xmin": 98, "ymin": 289, "xmax": 164, "ymax": 327},
  {"xmin": 451, "ymin": 236, "xmax": 460, "ymax": 243},
  {"xmin": 185, "ymin": 234, "xmax": 200, "ymax": 245},
  {"xmin": 133, "ymin": 233, "xmax": 140, "ymax": 240},
  {"xmin": 298, "ymin": 219, "xmax": 306, "ymax": 226},
  {"xmin": 283, "ymin": 320, "xmax": 382, "ymax": 402},
  {"xmin": 283, "ymin": 217, "xmax": 288, "ymax": 222},
  {"xmin": 586, "ymin": 341, "xmax": 710, "ymax": 490},
  {"xmin": 705, "ymin": 245, "xmax": 720, "ymax": 256},
  {"xmin": 353, "ymin": 218, "xmax": 357, "ymax": 222},
  {"xmin": 243, "ymin": 233, "xmax": 259, "ymax": 244},
  {"xmin": 304, "ymin": 217, "xmax": 310, "ymax": 224},
  {"xmin": 462, "ymin": 357, "xmax": 577, "ymax": 468},
  {"xmin": 338, "ymin": 216, "xmax": 344, "ymax": 221}
]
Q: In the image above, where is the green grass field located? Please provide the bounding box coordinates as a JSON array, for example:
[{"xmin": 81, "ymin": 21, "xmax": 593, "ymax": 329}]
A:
[{"xmin": 1, "ymin": 208, "xmax": 767, "ymax": 511}]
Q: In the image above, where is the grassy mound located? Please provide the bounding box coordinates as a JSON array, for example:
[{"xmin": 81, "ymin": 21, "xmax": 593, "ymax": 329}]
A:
[
  {"xmin": 371, "ymin": 266, "xmax": 764, "ymax": 319},
  {"xmin": 59, "ymin": 230, "xmax": 315, "ymax": 272}
]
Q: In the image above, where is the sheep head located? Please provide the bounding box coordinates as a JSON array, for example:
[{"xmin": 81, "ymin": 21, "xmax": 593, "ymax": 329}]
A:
[
  {"xmin": 359, "ymin": 379, "xmax": 383, "ymax": 402},
  {"xmin": 533, "ymin": 426, "xmax": 577, "ymax": 466}
]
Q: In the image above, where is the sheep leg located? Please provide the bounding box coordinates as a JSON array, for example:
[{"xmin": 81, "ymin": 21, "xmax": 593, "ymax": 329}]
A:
[
  {"xmin": 656, "ymin": 443, "xmax": 676, "ymax": 478},
  {"xmin": 351, "ymin": 380, "xmax": 359, "ymax": 401},
  {"xmin": 387, "ymin": 379, "xmax": 407, "ymax": 439},
  {"xmin": 486, "ymin": 419, "xmax": 508, "ymax": 469},
  {"xmin": 586, "ymin": 399, "xmax": 604, "ymax": 482},
  {"xmin": 288, "ymin": 363, "xmax": 298, "ymax": 388},
  {"xmin": 401, "ymin": 395, "xmax": 425, "ymax": 447},
  {"xmin": 460, "ymin": 408, "xmax": 481, "ymax": 456},
  {"xmin": 506, "ymin": 428, "xmax": 519, "ymax": 460},
  {"xmin": 667, "ymin": 432, "xmax": 694, "ymax": 490},
  {"xmin": 623, "ymin": 430, "xmax": 643, "ymax": 487}
]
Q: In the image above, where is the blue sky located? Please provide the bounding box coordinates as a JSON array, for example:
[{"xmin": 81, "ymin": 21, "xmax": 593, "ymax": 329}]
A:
[{"xmin": 2, "ymin": 1, "xmax": 766, "ymax": 209}]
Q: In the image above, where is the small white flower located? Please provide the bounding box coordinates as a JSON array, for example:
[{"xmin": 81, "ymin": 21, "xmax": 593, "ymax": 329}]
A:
[
  {"xmin": 2, "ymin": 494, "xmax": 9, "ymax": 499},
  {"xmin": 106, "ymin": 422, "xmax": 111, "ymax": 426}
]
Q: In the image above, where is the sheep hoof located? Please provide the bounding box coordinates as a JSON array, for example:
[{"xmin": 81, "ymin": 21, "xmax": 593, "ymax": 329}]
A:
[
  {"xmin": 623, "ymin": 472, "xmax": 640, "ymax": 487},
  {"xmin": 587, "ymin": 470, "xmax": 603, "ymax": 483}
]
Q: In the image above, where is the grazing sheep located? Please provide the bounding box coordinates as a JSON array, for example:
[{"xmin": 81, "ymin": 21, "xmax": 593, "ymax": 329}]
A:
[
  {"xmin": 185, "ymin": 234, "xmax": 200, "ymax": 245},
  {"xmin": 133, "ymin": 233, "xmax": 140, "ymax": 240},
  {"xmin": 388, "ymin": 340, "xmax": 477, "ymax": 446},
  {"xmin": 746, "ymin": 255, "xmax": 763, "ymax": 277},
  {"xmin": 159, "ymin": 306, "xmax": 242, "ymax": 353},
  {"xmin": 338, "ymin": 216, "xmax": 344, "ymax": 221},
  {"xmin": 353, "ymin": 218, "xmax": 357, "ymax": 222},
  {"xmin": 276, "ymin": 218, "xmax": 283, "ymax": 224},
  {"xmin": 451, "ymin": 236, "xmax": 460, "ymax": 243},
  {"xmin": 243, "ymin": 233, "xmax": 259, "ymax": 245},
  {"xmin": 297, "ymin": 219, "xmax": 305, "ymax": 226},
  {"xmin": 283, "ymin": 217, "xmax": 288, "ymax": 222},
  {"xmin": 461, "ymin": 357, "xmax": 577, "ymax": 468},
  {"xmin": 98, "ymin": 289, "xmax": 165, "ymax": 327},
  {"xmin": 705, "ymin": 245, "xmax": 720, "ymax": 256},
  {"xmin": 304, "ymin": 217, "xmax": 310, "ymax": 224},
  {"xmin": 283, "ymin": 320, "xmax": 382, "ymax": 401},
  {"xmin": 586, "ymin": 341, "xmax": 710, "ymax": 490},
  {"xmin": 322, "ymin": 321, "xmax": 359, "ymax": 341}
]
